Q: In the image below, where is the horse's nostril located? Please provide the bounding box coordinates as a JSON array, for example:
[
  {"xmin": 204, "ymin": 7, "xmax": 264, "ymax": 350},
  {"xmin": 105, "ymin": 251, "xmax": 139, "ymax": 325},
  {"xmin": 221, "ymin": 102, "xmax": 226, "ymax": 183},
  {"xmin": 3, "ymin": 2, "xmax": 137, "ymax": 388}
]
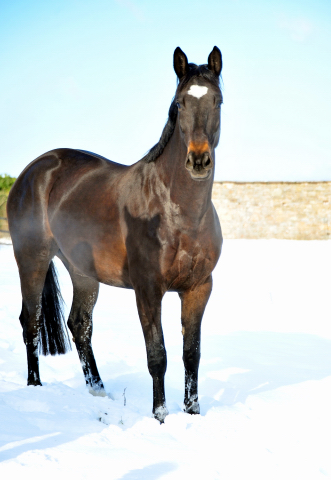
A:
[
  {"xmin": 186, "ymin": 153, "xmax": 194, "ymax": 170},
  {"xmin": 202, "ymin": 153, "xmax": 210, "ymax": 167},
  {"xmin": 202, "ymin": 153, "xmax": 212, "ymax": 169}
]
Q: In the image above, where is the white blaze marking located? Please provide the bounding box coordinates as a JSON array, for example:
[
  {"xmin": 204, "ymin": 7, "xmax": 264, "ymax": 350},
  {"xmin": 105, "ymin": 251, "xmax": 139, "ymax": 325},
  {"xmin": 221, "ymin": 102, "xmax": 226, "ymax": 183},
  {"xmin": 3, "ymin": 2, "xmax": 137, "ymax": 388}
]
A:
[{"xmin": 187, "ymin": 85, "xmax": 208, "ymax": 99}]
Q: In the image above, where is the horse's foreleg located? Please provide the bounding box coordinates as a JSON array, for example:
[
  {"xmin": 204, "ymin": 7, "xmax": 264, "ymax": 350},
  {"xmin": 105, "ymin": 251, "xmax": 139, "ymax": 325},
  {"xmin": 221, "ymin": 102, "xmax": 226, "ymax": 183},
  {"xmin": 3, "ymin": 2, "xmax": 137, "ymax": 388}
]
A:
[
  {"xmin": 135, "ymin": 288, "xmax": 168, "ymax": 423},
  {"xmin": 179, "ymin": 276, "xmax": 213, "ymax": 414},
  {"xmin": 66, "ymin": 268, "xmax": 105, "ymax": 396}
]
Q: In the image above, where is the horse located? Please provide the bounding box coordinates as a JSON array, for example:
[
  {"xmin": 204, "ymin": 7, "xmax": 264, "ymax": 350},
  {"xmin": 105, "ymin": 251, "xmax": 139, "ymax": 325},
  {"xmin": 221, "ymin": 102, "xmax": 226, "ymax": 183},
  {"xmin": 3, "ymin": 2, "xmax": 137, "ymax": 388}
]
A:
[{"xmin": 7, "ymin": 46, "xmax": 223, "ymax": 422}]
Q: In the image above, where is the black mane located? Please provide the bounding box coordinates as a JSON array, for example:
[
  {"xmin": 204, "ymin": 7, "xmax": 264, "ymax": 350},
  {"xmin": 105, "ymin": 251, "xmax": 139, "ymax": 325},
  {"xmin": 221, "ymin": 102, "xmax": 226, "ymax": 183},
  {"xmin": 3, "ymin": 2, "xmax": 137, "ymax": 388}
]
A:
[
  {"xmin": 142, "ymin": 98, "xmax": 178, "ymax": 164},
  {"xmin": 142, "ymin": 63, "xmax": 221, "ymax": 164}
]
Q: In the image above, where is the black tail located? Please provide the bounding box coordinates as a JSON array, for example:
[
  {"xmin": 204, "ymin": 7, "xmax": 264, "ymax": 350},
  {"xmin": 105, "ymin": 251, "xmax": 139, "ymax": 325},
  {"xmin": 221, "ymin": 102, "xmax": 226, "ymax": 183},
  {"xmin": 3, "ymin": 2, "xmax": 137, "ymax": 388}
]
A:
[{"xmin": 39, "ymin": 261, "xmax": 71, "ymax": 356}]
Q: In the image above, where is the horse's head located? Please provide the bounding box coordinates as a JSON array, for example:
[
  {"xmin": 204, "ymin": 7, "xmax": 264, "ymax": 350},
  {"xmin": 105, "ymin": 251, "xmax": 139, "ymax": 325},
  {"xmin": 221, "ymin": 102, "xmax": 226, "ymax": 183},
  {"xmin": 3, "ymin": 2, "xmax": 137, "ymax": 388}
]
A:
[{"xmin": 174, "ymin": 47, "xmax": 222, "ymax": 181}]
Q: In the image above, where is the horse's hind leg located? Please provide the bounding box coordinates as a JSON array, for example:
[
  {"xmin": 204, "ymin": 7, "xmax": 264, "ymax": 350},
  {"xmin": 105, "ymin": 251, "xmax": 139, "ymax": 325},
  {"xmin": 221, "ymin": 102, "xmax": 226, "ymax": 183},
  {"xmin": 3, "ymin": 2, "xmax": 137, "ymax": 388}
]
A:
[
  {"xmin": 179, "ymin": 276, "xmax": 213, "ymax": 414},
  {"xmin": 17, "ymin": 252, "xmax": 56, "ymax": 386},
  {"xmin": 59, "ymin": 254, "xmax": 105, "ymax": 396},
  {"xmin": 19, "ymin": 298, "xmax": 42, "ymax": 386}
]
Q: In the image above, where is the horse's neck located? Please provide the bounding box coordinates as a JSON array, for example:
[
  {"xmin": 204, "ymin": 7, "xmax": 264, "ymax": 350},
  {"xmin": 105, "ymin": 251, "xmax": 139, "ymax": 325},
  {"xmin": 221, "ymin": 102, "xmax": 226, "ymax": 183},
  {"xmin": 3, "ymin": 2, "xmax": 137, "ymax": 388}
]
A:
[{"xmin": 156, "ymin": 122, "xmax": 214, "ymax": 225}]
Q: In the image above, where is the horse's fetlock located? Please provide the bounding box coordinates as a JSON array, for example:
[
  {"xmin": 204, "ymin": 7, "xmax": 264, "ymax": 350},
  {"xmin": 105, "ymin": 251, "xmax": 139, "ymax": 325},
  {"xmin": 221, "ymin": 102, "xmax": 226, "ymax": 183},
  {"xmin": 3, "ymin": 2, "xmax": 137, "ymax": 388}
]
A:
[
  {"xmin": 153, "ymin": 404, "xmax": 169, "ymax": 423},
  {"xmin": 184, "ymin": 398, "xmax": 200, "ymax": 415}
]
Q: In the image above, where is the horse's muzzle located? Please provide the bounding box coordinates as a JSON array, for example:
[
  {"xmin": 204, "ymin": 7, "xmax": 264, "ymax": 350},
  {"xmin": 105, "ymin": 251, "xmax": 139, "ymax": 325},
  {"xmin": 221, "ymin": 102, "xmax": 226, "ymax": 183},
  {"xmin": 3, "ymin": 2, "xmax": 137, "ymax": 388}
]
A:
[{"xmin": 185, "ymin": 150, "xmax": 213, "ymax": 180}]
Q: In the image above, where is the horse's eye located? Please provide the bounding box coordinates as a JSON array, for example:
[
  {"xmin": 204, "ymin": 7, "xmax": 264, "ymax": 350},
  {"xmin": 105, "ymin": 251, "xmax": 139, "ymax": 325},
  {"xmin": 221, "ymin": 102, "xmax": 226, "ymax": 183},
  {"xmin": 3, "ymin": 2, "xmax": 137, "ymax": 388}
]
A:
[
  {"xmin": 216, "ymin": 101, "xmax": 222, "ymax": 109},
  {"xmin": 176, "ymin": 102, "xmax": 181, "ymax": 109}
]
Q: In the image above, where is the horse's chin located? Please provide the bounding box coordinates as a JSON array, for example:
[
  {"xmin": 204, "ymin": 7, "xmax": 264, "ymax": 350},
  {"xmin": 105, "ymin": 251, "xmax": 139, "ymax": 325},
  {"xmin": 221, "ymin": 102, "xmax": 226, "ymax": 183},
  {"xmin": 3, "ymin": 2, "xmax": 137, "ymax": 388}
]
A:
[{"xmin": 188, "ymin": 169, "xmax": 212, "ymax": 181}]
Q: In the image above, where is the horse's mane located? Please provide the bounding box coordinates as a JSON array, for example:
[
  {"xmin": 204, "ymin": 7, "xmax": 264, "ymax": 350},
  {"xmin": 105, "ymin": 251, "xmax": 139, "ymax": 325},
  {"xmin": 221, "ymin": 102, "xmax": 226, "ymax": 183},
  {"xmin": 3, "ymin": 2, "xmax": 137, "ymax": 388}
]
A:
[{"xmin": 142, "ymin": 63, "xmax": 221, "ymax": 164}]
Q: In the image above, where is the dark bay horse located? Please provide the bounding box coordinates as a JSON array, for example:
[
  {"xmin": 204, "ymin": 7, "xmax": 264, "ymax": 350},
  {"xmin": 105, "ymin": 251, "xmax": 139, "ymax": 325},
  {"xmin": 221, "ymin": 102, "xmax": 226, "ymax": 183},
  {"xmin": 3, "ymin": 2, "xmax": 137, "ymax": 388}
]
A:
[{"xmin": 7, "ymin": 46, "xmax": 223, "ymax": 422}]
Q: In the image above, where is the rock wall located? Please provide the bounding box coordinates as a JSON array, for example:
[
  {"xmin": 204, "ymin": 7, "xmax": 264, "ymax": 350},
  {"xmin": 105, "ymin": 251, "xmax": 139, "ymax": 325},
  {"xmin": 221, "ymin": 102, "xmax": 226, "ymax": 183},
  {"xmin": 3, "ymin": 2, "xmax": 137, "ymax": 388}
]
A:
[
  {"xmin": 1, "ymin": 182, "xmax": 330, "ymax": 241},
  {"xmin": 212, "ymin": 182, "xmax": 331, "ymax": 240}
]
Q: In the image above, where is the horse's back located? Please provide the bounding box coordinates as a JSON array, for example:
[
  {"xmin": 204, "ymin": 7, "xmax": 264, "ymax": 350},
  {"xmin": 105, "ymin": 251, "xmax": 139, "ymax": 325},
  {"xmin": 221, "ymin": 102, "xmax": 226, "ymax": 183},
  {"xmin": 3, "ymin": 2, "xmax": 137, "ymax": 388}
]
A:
[
  {"xmin": 7, "ymin": 149, "xmax": 130, "ymax": 285},
  {"xmin": 8, "ymin": 147, "xmax": 128, "ymax": 211}
]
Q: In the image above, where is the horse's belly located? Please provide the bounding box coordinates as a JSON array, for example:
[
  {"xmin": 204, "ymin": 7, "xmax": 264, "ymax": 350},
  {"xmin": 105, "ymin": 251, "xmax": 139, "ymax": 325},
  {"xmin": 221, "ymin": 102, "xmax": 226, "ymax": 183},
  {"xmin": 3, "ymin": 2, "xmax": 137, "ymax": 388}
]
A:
[
  {"xmin": 51, "ymin": 216, "xmax": 131, "ymax": 287},
  {"xmin": 92, "ymin": 241, "xmax": 131, "ymax": 288},
  {"xmin": 59, "ymin": 240, "xmax": 131, "ymax": 288}
]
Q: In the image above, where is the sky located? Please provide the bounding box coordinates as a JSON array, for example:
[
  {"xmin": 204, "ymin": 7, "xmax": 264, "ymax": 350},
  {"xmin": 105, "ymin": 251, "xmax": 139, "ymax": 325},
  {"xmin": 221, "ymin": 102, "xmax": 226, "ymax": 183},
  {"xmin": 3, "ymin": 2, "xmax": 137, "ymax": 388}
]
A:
[{"xmin": 0, "ymin": 0, "xmax": 330, "ymax": 181}]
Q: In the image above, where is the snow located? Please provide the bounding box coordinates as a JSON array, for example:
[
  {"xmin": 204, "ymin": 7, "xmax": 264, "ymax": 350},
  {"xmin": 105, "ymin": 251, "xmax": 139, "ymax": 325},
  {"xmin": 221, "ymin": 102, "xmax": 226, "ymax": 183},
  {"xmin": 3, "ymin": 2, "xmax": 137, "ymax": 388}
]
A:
[{"xmin": 1, "ymin": 240, "xmax": 331, "ymax": 479}]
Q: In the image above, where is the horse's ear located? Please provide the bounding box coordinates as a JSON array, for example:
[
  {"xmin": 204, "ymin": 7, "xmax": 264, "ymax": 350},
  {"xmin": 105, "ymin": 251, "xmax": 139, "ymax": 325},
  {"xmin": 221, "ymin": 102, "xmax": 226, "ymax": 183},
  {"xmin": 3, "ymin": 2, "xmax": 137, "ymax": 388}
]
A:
[
  {"xmin": 208, "ymin": 46, "xmax": 222, "ymax": 77},
  {"xmin": 174, "ymin": 47, "xmax": 188, "ymax": 80}
]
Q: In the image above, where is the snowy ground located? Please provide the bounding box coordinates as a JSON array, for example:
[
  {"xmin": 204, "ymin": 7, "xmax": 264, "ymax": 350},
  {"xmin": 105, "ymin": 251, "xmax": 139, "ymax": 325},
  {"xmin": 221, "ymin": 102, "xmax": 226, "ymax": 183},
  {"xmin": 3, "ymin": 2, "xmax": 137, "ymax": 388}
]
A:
[{"xmin": 0, "ymin": 240, "xmax": 331, "ymax": 479}]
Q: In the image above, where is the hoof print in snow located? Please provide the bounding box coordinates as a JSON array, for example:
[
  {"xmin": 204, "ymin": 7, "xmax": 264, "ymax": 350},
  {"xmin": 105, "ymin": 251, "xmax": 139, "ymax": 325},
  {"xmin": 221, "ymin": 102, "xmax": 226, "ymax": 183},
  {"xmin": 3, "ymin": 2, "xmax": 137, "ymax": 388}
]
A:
[{"xmin": 98, "ymin": 412, "xmax": 111, "ymax": 425}]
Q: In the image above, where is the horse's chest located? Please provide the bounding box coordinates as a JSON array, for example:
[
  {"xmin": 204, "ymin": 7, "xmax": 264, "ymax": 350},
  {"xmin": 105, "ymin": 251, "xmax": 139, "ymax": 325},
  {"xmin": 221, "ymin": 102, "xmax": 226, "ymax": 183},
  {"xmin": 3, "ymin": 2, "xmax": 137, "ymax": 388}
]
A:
[
  {"xmin": 162, "ymin": 237, "xmax": 213, "ymax": 290},
  {"xmin": 124, "ymin": 201, "xmax": 220, "ymax": 291}
]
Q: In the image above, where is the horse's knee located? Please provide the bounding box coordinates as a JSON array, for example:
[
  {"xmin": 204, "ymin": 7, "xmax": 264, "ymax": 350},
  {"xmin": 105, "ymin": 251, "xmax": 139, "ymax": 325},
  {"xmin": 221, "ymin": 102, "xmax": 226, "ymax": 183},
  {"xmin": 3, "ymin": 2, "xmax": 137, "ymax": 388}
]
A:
[
  {"xmin": 183, "ymin": 348, "xmax": 200, "ymax": 373},
  {"xmin": 147, "ymin": 346, "xmax": 167, "ymax": 378}
]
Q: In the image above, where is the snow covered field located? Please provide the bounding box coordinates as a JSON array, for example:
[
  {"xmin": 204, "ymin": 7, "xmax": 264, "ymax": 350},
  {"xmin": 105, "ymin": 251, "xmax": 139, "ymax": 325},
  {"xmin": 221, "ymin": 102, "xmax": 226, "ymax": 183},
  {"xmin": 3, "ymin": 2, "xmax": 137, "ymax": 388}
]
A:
[{"xmin": 1, "ymin": 240, "xmax": 331, "ymax": 479}]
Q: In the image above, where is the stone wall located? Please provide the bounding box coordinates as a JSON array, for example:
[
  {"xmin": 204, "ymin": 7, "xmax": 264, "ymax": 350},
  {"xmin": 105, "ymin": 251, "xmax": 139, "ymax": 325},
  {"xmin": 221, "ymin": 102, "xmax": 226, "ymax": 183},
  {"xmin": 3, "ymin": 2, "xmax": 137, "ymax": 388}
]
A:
[
  {"xmin": 1, "ymin": 182, "xmax": 330, "ymax": 241},
  {"xmin": 212, "ymin": 182, "xmax": 331, "ymax": 240}
]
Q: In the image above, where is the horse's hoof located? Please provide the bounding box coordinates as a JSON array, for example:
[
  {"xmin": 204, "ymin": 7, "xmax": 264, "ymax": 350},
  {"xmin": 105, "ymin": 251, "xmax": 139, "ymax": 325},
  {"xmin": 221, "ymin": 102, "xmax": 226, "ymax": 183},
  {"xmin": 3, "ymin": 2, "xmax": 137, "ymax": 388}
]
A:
[
  {"xmin": 27, "ymin": 378, "xmax": 42, "ymax": 387},
  {"xmin": 89, "ymin": 386, "xmax": 107, "ymax": 397},
  {"xmin": 153, "ymin": 405, "xmax": 169, "ymax": 424},
  {"xmin": 184, "ymin": 400, "xmax": 200, "ymax": 415}
]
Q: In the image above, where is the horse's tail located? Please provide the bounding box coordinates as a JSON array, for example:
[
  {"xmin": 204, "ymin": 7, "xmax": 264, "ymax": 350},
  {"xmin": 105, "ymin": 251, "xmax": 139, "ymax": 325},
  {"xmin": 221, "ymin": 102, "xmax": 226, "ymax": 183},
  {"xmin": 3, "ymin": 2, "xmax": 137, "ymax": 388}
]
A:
[{"xmin": 39, "ymin": 261, "xmax": 71, "ymax": 356}]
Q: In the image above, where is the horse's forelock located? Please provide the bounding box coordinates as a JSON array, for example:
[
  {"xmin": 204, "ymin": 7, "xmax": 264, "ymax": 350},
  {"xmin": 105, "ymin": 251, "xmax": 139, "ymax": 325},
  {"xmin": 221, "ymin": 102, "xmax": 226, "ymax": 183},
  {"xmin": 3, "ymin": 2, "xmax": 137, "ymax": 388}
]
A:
[{"xmin": 177, "ymin": 63, "xmax": 221, "ymax": 90}]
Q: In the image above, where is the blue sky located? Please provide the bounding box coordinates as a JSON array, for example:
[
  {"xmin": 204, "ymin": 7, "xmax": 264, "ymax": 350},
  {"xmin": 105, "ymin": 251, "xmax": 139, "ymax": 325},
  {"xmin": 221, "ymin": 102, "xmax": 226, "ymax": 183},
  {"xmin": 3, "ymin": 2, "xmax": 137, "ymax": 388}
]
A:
[{"xmin": 0, "ymin": 0, "xmax": 330, "ymax": 181}]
